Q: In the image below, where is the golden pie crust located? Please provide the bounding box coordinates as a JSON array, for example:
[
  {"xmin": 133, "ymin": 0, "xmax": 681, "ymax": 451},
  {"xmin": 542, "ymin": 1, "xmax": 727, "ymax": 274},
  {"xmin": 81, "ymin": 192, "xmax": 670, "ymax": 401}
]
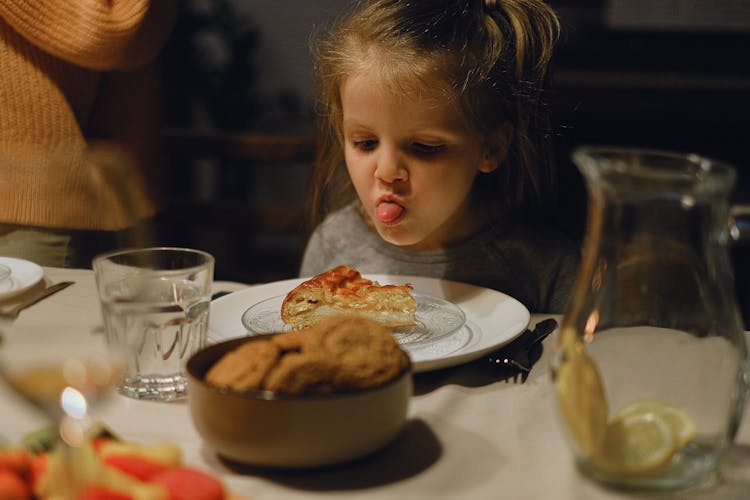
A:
[{"xmin": 280, "ymin": 265, "xmax": 417, "ymax": 329}]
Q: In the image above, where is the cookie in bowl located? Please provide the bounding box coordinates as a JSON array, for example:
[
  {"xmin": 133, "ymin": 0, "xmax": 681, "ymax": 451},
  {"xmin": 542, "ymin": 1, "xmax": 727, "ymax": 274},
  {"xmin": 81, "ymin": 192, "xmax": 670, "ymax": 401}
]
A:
[
  {"xmin": 205, "ymin": 315, "xmax": 405, "ymax": 394},
  {"xmin": 187, "ymin": 315, "xmax": 412, "ymax": 468}
]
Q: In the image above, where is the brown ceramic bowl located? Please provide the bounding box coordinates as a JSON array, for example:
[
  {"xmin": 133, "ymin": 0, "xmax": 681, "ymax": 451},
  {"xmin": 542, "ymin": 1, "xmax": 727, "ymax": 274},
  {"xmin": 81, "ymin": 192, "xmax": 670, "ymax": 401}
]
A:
[{"xmin": 186, "ymin": 335, "xmax": 412, "ymax": 468}]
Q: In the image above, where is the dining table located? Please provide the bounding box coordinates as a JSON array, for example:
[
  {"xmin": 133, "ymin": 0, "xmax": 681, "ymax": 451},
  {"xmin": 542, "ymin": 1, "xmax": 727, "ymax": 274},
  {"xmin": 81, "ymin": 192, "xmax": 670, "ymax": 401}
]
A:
[{"xmin": 2, "ymin": 266, "xmax": 750, "ymax": 500}]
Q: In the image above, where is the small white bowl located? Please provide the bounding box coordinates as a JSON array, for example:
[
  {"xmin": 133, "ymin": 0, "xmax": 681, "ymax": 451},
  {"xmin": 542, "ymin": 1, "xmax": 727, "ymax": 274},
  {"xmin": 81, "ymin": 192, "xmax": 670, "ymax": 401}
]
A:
[{"xmin": 186, "ymin": 335, "xmax": 412, "ymax": 468}]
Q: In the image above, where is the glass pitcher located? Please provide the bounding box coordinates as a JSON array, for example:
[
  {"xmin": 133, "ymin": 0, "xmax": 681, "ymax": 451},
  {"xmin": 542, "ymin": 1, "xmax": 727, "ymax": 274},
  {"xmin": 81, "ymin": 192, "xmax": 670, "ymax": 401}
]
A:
[{"xmin": 552, "ymin": 146, "xmax": 749, "ymax": 491}]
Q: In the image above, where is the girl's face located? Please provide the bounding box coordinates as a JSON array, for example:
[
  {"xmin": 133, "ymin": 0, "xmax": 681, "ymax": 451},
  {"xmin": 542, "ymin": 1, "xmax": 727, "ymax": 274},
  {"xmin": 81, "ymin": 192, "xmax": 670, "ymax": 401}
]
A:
[{"xmin": 341, "ymin": 71, "xmax": 499, "ymax": 251}]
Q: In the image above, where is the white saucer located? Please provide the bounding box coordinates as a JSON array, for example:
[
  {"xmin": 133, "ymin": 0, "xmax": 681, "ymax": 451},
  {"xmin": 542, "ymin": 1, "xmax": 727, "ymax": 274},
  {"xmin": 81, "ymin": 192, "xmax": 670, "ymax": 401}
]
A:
[{"xmin": 0, "ymin": 257, "xmax": 44, "ymax": 299}]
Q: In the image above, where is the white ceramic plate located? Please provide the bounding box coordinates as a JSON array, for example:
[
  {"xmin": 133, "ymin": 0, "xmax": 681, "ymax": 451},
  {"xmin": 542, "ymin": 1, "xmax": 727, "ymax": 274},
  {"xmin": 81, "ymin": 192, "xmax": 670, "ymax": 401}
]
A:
[
  {"xmin": 209, "ymin": 275, "xmax": 530, "ymax": 373},
  {"xmin": 241, "ymin": 292, "xmax": 466, "ymax": 347},
  {"xmin": 0, "ymin": 257, "xmax": 44, "ymax": 299}
]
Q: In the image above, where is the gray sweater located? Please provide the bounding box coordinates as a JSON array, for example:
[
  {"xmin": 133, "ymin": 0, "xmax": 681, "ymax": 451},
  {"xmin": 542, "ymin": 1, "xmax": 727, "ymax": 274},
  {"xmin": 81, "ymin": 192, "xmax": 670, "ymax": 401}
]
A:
[{"xmin": 300, "ymin": 203, "xmax": 580, "ymax": 313}]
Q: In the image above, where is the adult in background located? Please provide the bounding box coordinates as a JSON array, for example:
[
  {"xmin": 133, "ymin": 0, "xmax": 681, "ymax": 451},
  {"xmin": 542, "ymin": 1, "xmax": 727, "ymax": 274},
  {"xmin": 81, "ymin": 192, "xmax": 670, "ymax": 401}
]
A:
[{"xmin": 0, "ymin": 0, "xmax": 179, "ymax": 267}]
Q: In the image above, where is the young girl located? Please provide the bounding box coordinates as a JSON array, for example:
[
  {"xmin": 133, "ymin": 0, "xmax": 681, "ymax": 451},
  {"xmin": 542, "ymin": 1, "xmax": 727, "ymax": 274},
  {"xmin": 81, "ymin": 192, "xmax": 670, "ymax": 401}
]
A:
[{"xmin": 300, "ymin": 0, "xmax": 579, "ymax": 313}]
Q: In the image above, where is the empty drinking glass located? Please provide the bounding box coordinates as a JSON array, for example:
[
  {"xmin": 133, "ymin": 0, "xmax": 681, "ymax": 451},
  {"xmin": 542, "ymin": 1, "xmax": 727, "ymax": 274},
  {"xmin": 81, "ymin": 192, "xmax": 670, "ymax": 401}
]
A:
[{"xmin": 93, "ymin": 247, "xmax": 214, "ymax": 401}]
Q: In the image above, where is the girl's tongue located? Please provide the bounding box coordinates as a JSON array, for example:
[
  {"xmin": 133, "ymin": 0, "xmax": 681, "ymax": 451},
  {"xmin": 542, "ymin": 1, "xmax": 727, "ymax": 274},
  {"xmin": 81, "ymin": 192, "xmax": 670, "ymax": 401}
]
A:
[{"xmin": 376, "ymin": 201, "xmax": 404, "ymax": 223}]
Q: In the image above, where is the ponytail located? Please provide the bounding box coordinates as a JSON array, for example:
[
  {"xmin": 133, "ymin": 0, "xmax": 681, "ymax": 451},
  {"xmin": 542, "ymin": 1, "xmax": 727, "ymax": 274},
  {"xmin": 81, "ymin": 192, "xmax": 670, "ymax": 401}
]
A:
[
  {"xmin": 485, "ymin": 0, "xmax": 560, "ymax": 83},
  {"xmin": 481, "ymin": 0, "xmax": 561, "ymax": 220}
]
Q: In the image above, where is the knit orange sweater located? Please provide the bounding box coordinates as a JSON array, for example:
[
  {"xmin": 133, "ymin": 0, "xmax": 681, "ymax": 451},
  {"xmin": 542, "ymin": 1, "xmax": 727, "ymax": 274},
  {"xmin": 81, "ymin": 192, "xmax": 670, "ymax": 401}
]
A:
[{"xmin": 0, "ymin": 0, "xmax": 179, "ymax": 230}]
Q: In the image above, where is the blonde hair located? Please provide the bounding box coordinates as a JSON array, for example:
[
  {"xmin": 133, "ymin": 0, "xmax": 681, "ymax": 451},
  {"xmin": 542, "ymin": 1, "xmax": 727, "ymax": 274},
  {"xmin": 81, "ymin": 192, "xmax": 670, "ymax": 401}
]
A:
[{"xmin": 307, "ymin": 0, "xmax": 560, "ymax": 230}]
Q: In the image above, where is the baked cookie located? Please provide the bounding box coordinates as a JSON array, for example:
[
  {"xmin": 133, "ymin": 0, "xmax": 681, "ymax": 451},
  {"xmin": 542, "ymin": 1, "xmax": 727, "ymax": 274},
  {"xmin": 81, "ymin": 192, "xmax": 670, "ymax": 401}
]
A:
[
  {"xmin": 206, "ymin": 315, "xmax": 408, "ymax": 395},
  {"xmin": 205, "ymin": 340, "xmax": 281, "ymax": 391},
  {"xmin": 312, "ymin": 316, "xmax": 404, "ymax": 389},
  {"xmin": 263, "ymin": 352, "xmax": 340, "ymax": 395},
  {"xmin": 270, "ymin": 325, "xmax": 325, "ymax": 352}
]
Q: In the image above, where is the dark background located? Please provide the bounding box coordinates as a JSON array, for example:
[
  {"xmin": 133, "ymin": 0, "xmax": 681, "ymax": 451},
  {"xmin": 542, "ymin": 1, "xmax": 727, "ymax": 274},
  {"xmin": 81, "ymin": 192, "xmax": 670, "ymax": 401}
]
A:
[
  {"xmin": 157, "ymin": 0, "xmax": 750, "ymax": 323},
  {"xmin": 550, "ymin": 0, "xmax": 750, "ymax": 238},
  {"xmin": 548, "ymin": 0, "xmax": 750, "ymax": 324}
]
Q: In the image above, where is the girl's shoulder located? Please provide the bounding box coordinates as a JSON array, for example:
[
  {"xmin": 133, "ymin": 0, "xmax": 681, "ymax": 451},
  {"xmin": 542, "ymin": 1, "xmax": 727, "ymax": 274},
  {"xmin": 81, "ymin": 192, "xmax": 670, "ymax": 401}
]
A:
[
  {"xmin": 484, "ymin": 220, "xmax": 581, "ymax": 266},
  {"xmin": 309, "ymin": 202, "xmax": 387, "ymax": 254},
  {"xmin": 323, "ymin": 202, "xmax": 360, "ymax": 222},
  {"xmin": 315, "ymin": 203, "xmax": 369, "ymax": 235}
]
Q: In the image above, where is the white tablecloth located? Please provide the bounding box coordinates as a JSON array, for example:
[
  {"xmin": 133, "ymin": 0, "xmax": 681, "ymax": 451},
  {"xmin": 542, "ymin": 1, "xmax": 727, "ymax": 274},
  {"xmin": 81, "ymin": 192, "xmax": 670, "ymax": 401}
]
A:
[{"xmin": 2, "ymin": 267, "xmax": 749, "ymax": 500}]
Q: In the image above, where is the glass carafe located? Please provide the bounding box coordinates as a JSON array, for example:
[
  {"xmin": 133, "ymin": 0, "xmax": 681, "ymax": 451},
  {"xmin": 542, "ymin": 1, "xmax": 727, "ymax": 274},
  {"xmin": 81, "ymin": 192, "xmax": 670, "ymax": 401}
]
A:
[{"xmin": 552, "ymin": 146, "xmax": 749, "ymax": 490}]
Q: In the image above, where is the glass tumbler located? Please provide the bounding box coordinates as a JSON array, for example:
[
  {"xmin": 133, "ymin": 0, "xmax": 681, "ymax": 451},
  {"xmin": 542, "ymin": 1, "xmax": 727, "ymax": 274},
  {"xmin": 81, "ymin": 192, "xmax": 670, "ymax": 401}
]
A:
[
  {"xmin": 552, "ymin": 146, "xmax": 749, "ymax": 490},
  {"xmin": 93, "ymin": 247, "xmax": 214, "ymax": 401}
]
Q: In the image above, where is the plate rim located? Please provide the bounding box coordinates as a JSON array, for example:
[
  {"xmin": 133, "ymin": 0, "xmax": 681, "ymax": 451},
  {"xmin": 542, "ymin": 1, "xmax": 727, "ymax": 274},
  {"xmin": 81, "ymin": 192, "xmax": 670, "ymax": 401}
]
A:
[
  {"xmin": 208, "ymin": 274, "xmax": 530, "ymax": 373},
  {"xmin": 0, "ymin": 257, "xmax": 44, "ymax": 300}
]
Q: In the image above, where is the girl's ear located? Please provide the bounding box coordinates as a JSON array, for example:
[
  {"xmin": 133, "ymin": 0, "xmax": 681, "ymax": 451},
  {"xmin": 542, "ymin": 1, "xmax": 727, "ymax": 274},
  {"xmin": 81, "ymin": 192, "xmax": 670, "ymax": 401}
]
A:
[{"xmin": 478, "ymin": 123, "xmax": 514, "ymax": 173}]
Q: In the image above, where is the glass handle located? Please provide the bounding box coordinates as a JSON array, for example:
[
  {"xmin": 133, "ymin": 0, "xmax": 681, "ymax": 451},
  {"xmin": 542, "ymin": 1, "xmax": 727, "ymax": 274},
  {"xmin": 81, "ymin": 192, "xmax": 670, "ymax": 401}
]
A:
[{"xmin": 730, "ymin": 204, "xmax": 750, "ymax": 243}]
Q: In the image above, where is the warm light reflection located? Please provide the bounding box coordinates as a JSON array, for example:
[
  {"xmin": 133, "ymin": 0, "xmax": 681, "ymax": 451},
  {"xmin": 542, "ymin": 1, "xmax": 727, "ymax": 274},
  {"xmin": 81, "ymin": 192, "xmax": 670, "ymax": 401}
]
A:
[
  {"xmin": 680, "ymin": 195, "xmax": 696, "ymax": 208},
  {"xmin": 59, "ymin": 416, "xmax": 85, "ymax": 448},
  {"xmin": 584, "ymin": 309, "xmax": 599, "ymax": 342},
  {"xmin": 592, "ymin": 261, "xmax": 606, "ymax": 292},
  {"xmin": 63, "ymin": 358, "xmax": 86, "ymax": 387},
  {"xmin": 60, "ymin": 386, "xmax": 87, "ymax": 419}
]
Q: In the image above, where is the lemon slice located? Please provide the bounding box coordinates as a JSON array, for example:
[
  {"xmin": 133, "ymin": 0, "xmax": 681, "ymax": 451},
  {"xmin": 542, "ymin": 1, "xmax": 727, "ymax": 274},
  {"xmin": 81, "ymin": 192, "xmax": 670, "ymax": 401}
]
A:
[
  {"xmin": 614, "ymin": 400, "xmax": 697, "ymax": 449},
  {"xmin": 554, "ymin": 327, "xmax": 609, "ymax": 457},
  {"xmin": 597, "ymin": 411, "xmax": 677, "ymax": 475}
]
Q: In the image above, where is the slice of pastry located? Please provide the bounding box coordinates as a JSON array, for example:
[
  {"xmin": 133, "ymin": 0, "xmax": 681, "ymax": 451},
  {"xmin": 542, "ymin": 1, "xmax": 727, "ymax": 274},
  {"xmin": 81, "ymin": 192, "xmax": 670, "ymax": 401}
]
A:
[{"xmin": 280, "ymin": 265, "xmax": 417, "ymax": 329}]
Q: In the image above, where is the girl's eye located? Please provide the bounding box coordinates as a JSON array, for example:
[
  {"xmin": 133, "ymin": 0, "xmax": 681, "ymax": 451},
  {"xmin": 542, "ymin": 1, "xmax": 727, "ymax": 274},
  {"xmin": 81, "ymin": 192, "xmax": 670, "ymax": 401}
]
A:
[
  {"xmin": 352, "ymin": 139, "xmax": 378, "ymax": 151},
  {"xmin": 412, "ymin": 143, "xmax": 446, "ymax": 155}
]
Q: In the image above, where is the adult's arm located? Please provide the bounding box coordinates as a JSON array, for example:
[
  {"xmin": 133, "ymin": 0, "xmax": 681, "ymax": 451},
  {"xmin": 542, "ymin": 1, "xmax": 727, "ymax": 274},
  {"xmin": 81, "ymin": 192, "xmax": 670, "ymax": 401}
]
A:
[{"xmin": 0, "ymin": 0, "xmax": 179, "ymax": 71}]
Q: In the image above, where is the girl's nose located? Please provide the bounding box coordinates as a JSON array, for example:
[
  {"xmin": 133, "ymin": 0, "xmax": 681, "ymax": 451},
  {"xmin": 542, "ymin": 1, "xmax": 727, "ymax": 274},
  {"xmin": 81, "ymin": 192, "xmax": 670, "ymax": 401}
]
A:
[{"xmin": 374, "ymin": 148, "xmax": 408, "ymax": 184}]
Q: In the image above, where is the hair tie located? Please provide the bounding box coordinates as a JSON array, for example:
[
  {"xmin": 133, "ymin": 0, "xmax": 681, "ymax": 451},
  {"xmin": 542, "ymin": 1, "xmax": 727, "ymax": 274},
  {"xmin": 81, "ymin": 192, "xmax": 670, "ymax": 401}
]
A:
[{"xmin": 484, "ymin": 0, "xmax": 501, "ymax": 11}]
